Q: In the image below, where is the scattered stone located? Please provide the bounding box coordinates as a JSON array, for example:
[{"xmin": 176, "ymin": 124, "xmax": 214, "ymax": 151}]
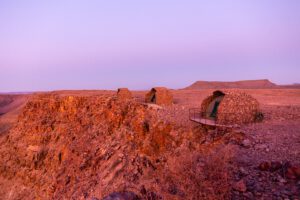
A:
[
  {"xmin": 27, "ymin": 145, "xmax": 41, "ymax": 152},
  {"xmin": 258, "ymin": 161, "xmax": 300, "ymax": 180},
  {"xmin": 286, "ymin": 166, "xmax": 300, "ymax": 180},
  {"xmin": 102, "ymin": 192, "xmax": 140, "ymax": 200},
  {"xmin": 239, "ymin": 167, "xmax": 249, "ymax": 176},
  {"xmin": 255, "ymin": 192, "xmax": 262, "ymax": 197},
  {"xmin": 168, "ymin": 184, "xmax": 178, "ymax": 195},
  {"xmin": 255, "ymin": 144, "xmax": 268, "ymax": 151},
  {"xmin": 233, "ymin": 180, "xmax": 247, "ymax": 192},
  {"xmin": 243, "ymin": 192, "xmax": 254, "ymax": 199},
  {"xmin": 241, "ymin": 139, "xmax": 252, "ymax": 148},
  {"xmin": 140, "ymin": 185, "xmax": 147, "ymax": 195},
  {"xmin": 143, "ymin": 191, "xmax": 162, "ymax": 200},
  {"xmin": 277, "ymin": 176, "xmax": 287, "ymax": 184},
  {"xmin": 269, "ymin": 161, "xmax": 282, "ymax": 172},
  {"xmin": 258, "ymin": 161, "xmax": 283, "ymax": 172},
  {"xmin": 259, "ymin": 162, "xmax": 271, "ymax": 171}
]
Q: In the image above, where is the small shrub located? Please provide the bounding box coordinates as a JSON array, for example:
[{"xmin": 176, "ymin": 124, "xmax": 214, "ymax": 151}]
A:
[
  {"xmin": 255, "ymin": 112, "xmax": 264, "ymax": 122},
  {"xmin": 173, "ymin": 146, "xmax": 233, "ymax": 200}
]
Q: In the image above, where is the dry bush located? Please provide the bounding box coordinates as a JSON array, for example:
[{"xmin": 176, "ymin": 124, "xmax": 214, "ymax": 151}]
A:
[
  {"xmin": 0, "ymin": 123, "xmax": 11, "ymax": 135},
  {"xmin": 170, "ymin": 146, "xmax": 233, "ymax": 200}
]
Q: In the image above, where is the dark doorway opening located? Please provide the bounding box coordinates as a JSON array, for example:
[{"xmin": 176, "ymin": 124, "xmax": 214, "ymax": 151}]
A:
[
  {"xmin": 151, "ymin": 94, "xmax": 156, "ymax": 103},
  {"xmin": 210, "ymin": 101, "xmax": 220, "ymax": 118}
]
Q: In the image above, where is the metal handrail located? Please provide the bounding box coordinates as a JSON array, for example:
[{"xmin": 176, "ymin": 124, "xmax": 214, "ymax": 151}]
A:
[
  {"xmin": 189, "ymin": 108, "xmax": 236, "ymax": 126},
  {"xmin": 189, "ymin": 109, "xmax": 236, "ymax": 117}
]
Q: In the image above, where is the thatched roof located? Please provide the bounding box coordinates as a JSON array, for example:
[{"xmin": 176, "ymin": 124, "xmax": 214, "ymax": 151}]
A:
[
  {"xmin": 201, "ymin": 90, "xmax": 261, "ymax": 125},
  {"xmin": 145, "ymin": 87, "xmax": 173, "ymax": 106},
  {"xmin": 117, "ymin": 88, "xmax": 132, "ymax": 100}
]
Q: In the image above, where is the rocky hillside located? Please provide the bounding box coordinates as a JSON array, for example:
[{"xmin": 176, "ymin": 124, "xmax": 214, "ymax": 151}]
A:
[
  {"xmin": 0, "ymin": 95, "xmax": 29, "ymax": 135},
  {"xmin": 0, "ymin": 94, "xmax": 234, "ymax": 200},
  {"xmin": 185, "ymin": 79, "xmax": 278, "ymax": 90},
  {"xmin": 0, "ymin": 95, "xmax": 29, "ymax": 116}
]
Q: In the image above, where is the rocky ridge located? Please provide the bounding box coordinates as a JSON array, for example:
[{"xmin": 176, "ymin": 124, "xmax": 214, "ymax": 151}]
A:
[{"xmin": 0, "ymin": 94, "xmax": 233, "ymax": 200}]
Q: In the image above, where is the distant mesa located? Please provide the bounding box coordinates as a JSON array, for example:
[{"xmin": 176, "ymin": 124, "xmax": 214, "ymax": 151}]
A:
[{"xmin": 185, "ymin": 79, "xmax": 278, "ymax": 90}]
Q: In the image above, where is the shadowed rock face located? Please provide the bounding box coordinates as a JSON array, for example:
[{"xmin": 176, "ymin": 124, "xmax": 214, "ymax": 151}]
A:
[
  {"xmin": 0, "ymin": 95, "xmax": 29, "ymax": 135},
  {"xmin": 0, "ymin": 95, "xmax": 29, "ymax": 115},
  {"xmin": 0, "ymin": 96, "xmax": 13, "ymax": 108}
]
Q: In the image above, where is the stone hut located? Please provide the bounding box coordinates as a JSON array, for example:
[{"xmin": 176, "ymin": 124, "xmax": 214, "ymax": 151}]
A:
[
  {"xmin": 117, "ymin": 88, "xmax": 132, "ymax": 100},
  {"xmin": 145, "ymin": 87, "xmax": 173, "ymax": 106},
  {"xmin": 201, "ymin": 90, "xmax": 262, "ymax": 124}
]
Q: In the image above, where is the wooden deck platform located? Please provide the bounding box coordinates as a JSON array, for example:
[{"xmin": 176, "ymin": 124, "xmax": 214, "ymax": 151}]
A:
[{"xmin": 190, "ymin": 117, "xmax": 234, "ymax": 128}]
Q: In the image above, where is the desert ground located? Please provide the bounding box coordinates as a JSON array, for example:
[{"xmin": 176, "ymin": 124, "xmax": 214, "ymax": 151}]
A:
[{"xmin": 0, "ymin": 88, "xmax": 299, "ymax": 199}]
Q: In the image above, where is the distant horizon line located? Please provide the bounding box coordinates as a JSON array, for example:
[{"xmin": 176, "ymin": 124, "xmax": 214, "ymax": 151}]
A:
[{"xmin": 1, "ymin": 79, "xmax": 299, "ymax": 94}]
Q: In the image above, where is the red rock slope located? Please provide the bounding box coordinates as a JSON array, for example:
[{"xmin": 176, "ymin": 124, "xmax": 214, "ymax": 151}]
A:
[{"xmin": 0, "ymin": 94, "xmax": 233, "ymax": 200}]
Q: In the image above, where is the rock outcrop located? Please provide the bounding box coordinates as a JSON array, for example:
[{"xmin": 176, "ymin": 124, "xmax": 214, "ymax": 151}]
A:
[{"xmin": 0, "ymin": 94, "xmax": 232, "ymax": 199}]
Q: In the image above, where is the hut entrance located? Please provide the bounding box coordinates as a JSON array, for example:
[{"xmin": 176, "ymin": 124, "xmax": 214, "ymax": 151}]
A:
[
  {"xmin": 205, "ymin": 95, "xmax": 224, "ymax": 119},
  {"xmin": 210, "ymin": 101, "xmax": 220, "ymax": 118},
  {"xmin": 145, "ymin": 87, "xmax": 173, "ymax": 105},
  {"xmin": 150, "ymin": 94, "xmax": 156, "ymax": 103}
]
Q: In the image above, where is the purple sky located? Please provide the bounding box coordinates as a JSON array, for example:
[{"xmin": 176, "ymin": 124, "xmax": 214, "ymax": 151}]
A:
[{"xmin": 1, "ymin": 0, "xmax": 300, "ymax": 91}]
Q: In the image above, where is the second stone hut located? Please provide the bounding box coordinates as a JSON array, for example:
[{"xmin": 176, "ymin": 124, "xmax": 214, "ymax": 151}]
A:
[
  {"xmin": 117, "ymin": 88, "xmax": 132, "ymax": 100},
  {"xmin": 145, "ymin": 87, "xmax": 173, "ymax": 106}
]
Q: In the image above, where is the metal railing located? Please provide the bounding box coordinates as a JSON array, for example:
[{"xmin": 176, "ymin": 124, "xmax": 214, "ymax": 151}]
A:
[
  {"xmin": 189, "ymin": 108, "xmax": 219, "ymax": 119},
  {"xmin": 189, "ymin": 108, "xmax": 235, "ymax": 127},
  {"xmin": 189, "ymin": 108, "xmax": 203, "ymax": 120}
]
